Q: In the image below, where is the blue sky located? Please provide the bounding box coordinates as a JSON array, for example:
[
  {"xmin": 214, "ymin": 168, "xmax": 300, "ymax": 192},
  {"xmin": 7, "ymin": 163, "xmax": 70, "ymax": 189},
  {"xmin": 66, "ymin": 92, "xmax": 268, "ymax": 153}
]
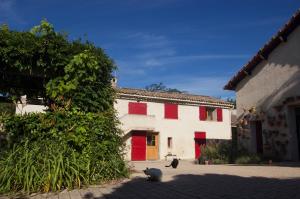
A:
[{"xmin": 1, "ymin": 0, "xmax": 300, "ymax": 98}]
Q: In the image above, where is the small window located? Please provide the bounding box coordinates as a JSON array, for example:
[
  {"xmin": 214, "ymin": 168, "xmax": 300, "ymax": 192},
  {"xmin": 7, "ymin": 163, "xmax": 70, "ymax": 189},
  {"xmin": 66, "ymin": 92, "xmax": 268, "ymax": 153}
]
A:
[
  {"xmin": 200, "ymin": 106, "xmax": 222, "ymax": 122},
  {"xmin": 206, "ymin": 108, "xmax": 215, "ymax": 121},
  {"xmin": 167, "ymin": 137, "xmax": 172, "ymax": 149},
  {"xmin": 147, "ymin": 135, "xmax": 155, "ymax": 146}
]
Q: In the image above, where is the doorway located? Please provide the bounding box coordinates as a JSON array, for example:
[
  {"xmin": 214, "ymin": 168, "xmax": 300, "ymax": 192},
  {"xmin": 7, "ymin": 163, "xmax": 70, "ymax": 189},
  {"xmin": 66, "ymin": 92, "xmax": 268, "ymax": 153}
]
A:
[
  {"xmin": 295, "ymin": 108, "xmax": 300, "ymax": 160},
  {"xmin": 146, "ymin": 133, "xmax": 159, "ymax": 160},
  {"xmin": 194, "ymin": 132, "xmax": 206, "ymax": 159},
  {"xmin": 131, "ymin": 131, "xmax": 146, "ymax": 161},
  {"xmin": 256, "ymin": 121, "xmax": 263, "ymax": 154}
]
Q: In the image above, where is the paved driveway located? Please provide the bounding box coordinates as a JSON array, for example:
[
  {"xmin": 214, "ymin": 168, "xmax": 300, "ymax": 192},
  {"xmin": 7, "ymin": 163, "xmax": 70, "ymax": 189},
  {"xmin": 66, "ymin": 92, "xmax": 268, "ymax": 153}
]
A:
[{"xmin": 4, "ymin": 161, "xmax": 300, "ymax": 199}]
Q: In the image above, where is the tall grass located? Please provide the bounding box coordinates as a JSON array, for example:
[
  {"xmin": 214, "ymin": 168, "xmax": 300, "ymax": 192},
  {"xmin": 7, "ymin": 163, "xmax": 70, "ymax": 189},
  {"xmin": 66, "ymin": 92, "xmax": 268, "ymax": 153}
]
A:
[
  {"xmin": 0, "ymin": 111, "xmax": 129, "ymax": 194},
  {"xmin": 0, "ymin": 141, "xmax": 128, "ymax": 194}
]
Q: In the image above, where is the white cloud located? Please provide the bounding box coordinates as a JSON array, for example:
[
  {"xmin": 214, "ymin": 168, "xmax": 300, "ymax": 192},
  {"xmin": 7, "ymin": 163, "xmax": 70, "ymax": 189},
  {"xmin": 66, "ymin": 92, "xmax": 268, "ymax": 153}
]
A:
[{"xmin": 167, "ymin": 76, "xmax": 234, "ymax": 98}]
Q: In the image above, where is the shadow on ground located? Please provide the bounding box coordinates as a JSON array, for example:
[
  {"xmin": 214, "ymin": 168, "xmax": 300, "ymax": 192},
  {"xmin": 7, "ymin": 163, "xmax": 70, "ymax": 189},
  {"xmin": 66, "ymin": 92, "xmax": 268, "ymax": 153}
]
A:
[{"xmin": 82, "ymin": 174, "xmax": 300, "ymax": 199}]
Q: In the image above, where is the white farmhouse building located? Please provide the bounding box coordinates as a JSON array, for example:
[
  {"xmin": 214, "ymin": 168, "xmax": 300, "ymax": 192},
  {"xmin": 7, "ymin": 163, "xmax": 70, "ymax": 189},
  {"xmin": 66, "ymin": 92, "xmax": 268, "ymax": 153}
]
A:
[
  {"xmin": 13, "ymin": 88, "xmax": 233, "ymax": 161},
  {"xmin": 116, "ymin": 88, "xmax": 233, "ymax": 161}
]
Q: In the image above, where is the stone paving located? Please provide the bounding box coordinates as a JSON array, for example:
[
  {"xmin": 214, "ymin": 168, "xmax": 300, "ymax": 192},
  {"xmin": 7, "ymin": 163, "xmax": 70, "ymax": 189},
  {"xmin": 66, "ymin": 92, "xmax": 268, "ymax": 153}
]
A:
[{"xmin": 1, "ymin": 160, "xmax": 300, "ymax": 199}]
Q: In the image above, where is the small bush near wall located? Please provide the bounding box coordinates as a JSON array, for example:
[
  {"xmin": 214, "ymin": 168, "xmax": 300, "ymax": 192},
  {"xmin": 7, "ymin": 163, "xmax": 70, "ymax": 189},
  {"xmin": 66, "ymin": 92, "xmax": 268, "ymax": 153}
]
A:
[
  {"xmin": 0, "ymin": 110, "xmax": 128, "ymax": 194},
  {"xmin": 198, "ymin": 140, "xmax": 262, "ymax": 165},
  {"xmin": 235, "ymin": 155, "xmax": 262, "ymax": 164},
  {"xmin": 198, "ymin": 140, "xmax": 232, "ymax": 164}
]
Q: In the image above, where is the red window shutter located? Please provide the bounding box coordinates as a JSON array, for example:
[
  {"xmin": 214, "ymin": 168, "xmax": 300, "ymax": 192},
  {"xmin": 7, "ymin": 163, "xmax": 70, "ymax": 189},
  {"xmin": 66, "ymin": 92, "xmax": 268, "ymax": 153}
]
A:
[
  {"xmin": 199, "ymin": 106, "xmax": 207, "ymax": 121},
  {"xmin": 128, "ymin": 102, "xmax": 147, "ymax": 115},
  {"xmin": 217, "ymin": 108, "xmax": 223, "ymax": 122},
  {"xmin": 164, "ymin": 103, "xmax": 178, "ymax": 119}
]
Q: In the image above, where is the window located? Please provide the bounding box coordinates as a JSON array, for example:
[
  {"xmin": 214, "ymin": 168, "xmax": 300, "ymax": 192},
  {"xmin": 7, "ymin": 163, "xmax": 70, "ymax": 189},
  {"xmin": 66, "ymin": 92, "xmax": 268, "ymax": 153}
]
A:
[
  {"xmin": 206, "ymin": 107, "xmax": 215, "ymax": 121},
  {"xmin": 199, "ymin": 106, "xmax": 223, "ymax": 122},
  {"xmin": 128, "ymin": 102, "xmax": 147, "ymax": 115},
  {"xmin": 147, "ymin": 135, "xmax": 156, "ymax": 146},
  {"xmin": 164, "ymin": 103, "xmax": 178, "ymax": 119},
  {"xmin": 167, "ymin": 137, "xmax": 172, "ymax": 149}
]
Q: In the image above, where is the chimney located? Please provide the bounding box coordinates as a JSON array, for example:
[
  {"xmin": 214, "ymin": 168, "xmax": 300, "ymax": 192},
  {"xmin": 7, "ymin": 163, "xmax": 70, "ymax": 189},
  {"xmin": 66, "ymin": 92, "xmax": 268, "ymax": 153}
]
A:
[{"xmin": 111, "ymin": 77, "xmax": 117, "ymax": 88}]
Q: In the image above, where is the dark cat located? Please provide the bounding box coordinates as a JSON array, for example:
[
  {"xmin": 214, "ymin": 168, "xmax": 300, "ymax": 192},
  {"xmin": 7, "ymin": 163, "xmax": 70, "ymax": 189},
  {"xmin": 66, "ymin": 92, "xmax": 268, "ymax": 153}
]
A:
[{"xmin": 165, "ymin": 158, "xmax": 179, "ymax": 168}]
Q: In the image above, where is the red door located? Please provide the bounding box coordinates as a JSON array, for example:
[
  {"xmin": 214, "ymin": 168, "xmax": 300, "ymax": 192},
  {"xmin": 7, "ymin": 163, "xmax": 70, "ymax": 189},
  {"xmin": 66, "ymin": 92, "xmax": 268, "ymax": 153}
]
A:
[
  {"xmin": 131, "ymin": 131, "xmax": 146, "ymax": 161},
  {"xmin": 194, "ymin": 132, "xmax": 206, "ymax": 159}
]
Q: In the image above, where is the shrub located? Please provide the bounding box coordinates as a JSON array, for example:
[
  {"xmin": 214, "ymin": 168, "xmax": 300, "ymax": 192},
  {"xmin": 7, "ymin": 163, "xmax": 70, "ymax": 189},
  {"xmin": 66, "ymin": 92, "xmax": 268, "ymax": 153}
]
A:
[
  {"xmin": 235, "ymin": 155, "xmax": 262, "ymax": 164},
  {"xmin": 0, "ymin": 110, "xmax": 128, "ymax": 194},
  {"xmin": 198, "ymin": 141, "xmax": 232, "ymax": 164}
]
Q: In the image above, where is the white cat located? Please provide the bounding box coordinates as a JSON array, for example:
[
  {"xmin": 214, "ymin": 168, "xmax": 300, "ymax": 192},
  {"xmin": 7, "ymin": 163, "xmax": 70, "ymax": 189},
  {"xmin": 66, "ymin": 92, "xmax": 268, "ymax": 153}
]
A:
[{"xmin": 143, "ymin": 167, "xmax": 162, "ymax": 182}]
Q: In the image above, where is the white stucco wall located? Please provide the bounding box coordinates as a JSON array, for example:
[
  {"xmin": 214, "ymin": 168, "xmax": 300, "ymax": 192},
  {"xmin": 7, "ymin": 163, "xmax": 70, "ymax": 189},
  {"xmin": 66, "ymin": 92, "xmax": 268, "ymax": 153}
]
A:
[
  {"xmin": 115, "ymin": 99, "xmax": 232, "ymax": 160},
  {"xmin": 236, "ymin": 26, "xmax": 300, "ymax": 116},
  {"xmin": 15, "ymin": 103, "xmax": 47, "ymax": 114},
  {"xmin": 235, "ymin": 26, "xmax": 300, "ymax": 160},
  {"xmin": 13, "ymin": 97, "xmax": 232, "ymax": 160}
]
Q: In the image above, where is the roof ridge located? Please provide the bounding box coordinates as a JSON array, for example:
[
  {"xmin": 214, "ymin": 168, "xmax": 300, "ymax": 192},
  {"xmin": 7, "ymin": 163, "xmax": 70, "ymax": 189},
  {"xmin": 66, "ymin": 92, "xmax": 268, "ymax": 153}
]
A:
[
  {"xmin": 116, "ymin": 87, "xmax": 232, "ymax": 107},
  {"xmin": 224, "ymin": 8, "xmax": 300, "ymax": 90},
  {"xmin": 117, "ymin": 87, "xmax": 215, "ymax": 98}
]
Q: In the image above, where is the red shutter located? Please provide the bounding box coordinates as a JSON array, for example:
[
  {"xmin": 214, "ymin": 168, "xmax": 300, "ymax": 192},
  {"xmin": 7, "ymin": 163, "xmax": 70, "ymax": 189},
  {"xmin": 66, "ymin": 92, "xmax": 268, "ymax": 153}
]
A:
[
  {"xmin": 199, "ymin": 106, "xmax": 207, "ymax": 121},
  {"xmin": 164, "ymin": 103, "xmax": 178, "ymax": 119},
  {"xmin": 128, "ymin": 102, "xmax": 147, "ymax": 115},
  {"xmin": 217, "ymin": 108, "xmax": 223, "ymax": 122}
]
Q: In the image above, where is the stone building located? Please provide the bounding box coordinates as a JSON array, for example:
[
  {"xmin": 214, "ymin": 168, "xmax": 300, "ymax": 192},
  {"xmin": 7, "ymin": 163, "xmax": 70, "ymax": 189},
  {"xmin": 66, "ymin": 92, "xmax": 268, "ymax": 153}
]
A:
[{"xmin": 224, "ymin": 9, "xmax": 300, "ymax": 161}]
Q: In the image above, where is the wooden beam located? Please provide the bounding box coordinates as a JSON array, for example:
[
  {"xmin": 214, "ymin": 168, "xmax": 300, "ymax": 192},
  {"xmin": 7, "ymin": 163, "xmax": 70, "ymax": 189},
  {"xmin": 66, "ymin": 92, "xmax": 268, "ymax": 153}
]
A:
[
  {"xmin": 259, "ymin": 53, "xmax": 267, "ymax": 60},
  {"xmin": 279, "ymin": 35, "xmax": 287, "ymax": 42}
]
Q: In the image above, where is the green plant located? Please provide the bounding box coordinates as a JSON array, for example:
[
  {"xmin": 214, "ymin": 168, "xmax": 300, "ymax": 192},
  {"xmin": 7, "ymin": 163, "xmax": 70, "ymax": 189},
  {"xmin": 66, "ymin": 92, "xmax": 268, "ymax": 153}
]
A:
[
  {"xmin": 0, "ymin": 20, "xmax": 115, "ymax": 112},
  {"xmin": 0, "ymin": 110, "xmax": 128, "ymax": 194},
  {"xmin": 0, "ymin": 102, "xmax": 15, "ymax": 115},
  {"xmin": 198, "ymin": 141, "xmax": 232, "ymax": 164},
  {"xmin": 235, "ymin": 154, "xmax": 262, "ymax": 164}
]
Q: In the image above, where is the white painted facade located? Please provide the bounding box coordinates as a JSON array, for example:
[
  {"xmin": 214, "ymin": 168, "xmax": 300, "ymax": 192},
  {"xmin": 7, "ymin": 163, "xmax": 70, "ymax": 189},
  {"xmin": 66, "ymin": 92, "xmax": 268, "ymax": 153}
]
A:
[
  {"xmin": 14, "ymin": 92, "xmax": 233, "ymax": 161},
  {"xmin": 15, "ymin": 103, "xmax": 47, "ymax": 114},
  {"xmin": 115, "ymin": 98, "xmax": 232, "ymax": 160}
]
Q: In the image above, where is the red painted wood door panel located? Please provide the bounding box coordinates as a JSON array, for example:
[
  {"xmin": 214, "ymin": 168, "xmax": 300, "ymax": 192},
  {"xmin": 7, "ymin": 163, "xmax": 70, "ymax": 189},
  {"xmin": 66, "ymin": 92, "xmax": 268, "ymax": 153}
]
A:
[
  {"xmin": 131, "ymin": 131, "xmax": 146, "ymax": 161},
  {"xmin": 194, "ymin": 132, "xmax": 206, "ymax": 159}
]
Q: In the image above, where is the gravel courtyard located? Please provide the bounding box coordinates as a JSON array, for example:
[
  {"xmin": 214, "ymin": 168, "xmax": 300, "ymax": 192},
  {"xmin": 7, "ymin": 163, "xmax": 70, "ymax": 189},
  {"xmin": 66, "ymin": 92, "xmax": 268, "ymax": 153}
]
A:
[{"xmin": 3, "ymin": 160, "xmax": 300, "ymax": 199}]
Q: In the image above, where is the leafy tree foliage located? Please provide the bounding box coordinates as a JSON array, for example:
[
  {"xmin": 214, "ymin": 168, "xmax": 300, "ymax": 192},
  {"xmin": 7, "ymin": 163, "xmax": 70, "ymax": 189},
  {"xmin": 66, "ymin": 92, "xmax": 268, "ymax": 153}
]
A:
[
  {"xmin": 0, "ymin": 102, "xmax": 15, "ymax": 115},
  {"xmin": 226, "ymin": 98, "xmax": 236, "ymax": 108},
  {"xmin": 0, "ymin": 20, "xmax": 115, "ymax": 112},
  {"xmin": 145, "ymin": 82, "xmax": 184, "ymax": 93},
  {"xmin": 0, "ymin": 21, "xmax": 127, "ymax": 194}
]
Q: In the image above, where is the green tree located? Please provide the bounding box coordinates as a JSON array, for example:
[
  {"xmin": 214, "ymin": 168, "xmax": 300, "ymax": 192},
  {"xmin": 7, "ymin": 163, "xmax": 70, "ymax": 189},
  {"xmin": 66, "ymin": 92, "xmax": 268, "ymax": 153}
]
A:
[
  {"xmin": 0, "ymin": 20, "xmax": 115, "ymax": 112},
  {"xmin": 226, "ymin": 98, "xmax": 236, "ymax": 108},
  {"xmin": 145, "ymin": 82, "xmax": 184, "ymax": 93}
]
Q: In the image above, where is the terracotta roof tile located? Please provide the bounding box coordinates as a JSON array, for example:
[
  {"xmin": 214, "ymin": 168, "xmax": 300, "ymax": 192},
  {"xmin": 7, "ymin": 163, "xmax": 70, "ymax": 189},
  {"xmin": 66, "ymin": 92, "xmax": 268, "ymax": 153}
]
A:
[{"xmin": 116, "ymin": 87, "xmax": 233, "ymax": 108}]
